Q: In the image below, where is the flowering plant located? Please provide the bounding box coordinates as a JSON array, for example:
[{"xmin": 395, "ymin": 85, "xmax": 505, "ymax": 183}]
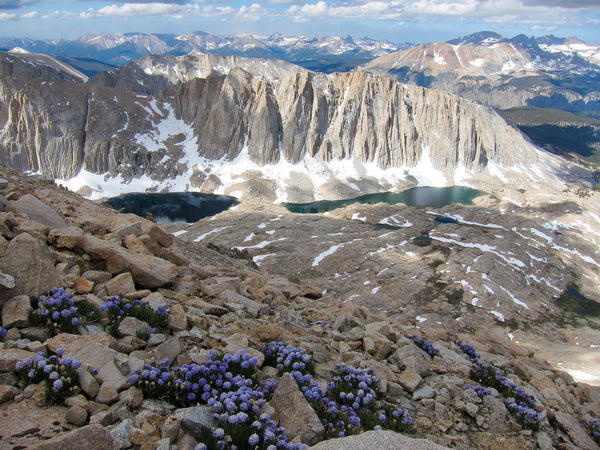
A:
[
  {"xmin": 100, "ymin": 296, "xmax": 169, "ymax": 338},
  {"xmin": 28, "ymin": 287, "xmax": 99, "ymax": 336},
  {"xmin": 405, "ymin": 335, "xmax": 441, "ymax": 358},
  {"xmin": 15, "ymin": 349, "xmax": 81, "ymax": 402}
]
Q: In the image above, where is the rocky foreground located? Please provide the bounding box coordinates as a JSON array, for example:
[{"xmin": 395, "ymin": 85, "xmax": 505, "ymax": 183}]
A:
[{"xmin": 0, "ymin": 165, "xmax": 599, "ymax": 450}]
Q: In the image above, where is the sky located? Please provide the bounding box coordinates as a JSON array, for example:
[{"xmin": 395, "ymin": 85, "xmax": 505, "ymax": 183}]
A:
[{"xmin": 1, "ymin": 0, "xmax": 599, "ymax": 45}]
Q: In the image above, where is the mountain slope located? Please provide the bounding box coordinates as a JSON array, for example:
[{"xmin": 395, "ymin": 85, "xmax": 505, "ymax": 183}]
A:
[
  {"xmin": 358, "ymin": 32, "xmax": 600, "ymax": 111},
  {"xmin": 0, "ymin": 50, "xmax": 582, "ymax": 202}
]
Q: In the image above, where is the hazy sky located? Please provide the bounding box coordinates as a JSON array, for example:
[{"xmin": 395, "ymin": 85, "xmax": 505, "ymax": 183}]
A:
[{"xmin": 1, "ymin": 0, "xmax": 599, "ymax": 44}]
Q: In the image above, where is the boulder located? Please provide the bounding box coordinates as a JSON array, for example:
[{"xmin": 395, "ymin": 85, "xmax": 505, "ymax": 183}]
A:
[
  {"xmin": 81, "ymin": 234, "xmax": 178, "ymax": 288},
  {"xmin": 220, "ymin": 289, "xmax": 268, "ymax": 318},
  {"xmin": 30, "ymin": 424, "xmax": 115, "ymax": 450},
  {"xmin": 48, "ymin": 227, "xmax": 84, "ymax": 250},
  {"xmin": 2, "ymin": 294, "xmax": 30, "ymax": 328},
  {"xmin": 45, "ymin": 334, "xmax": 129, "ymax": 390},
  {"xmin": 553, "ymin": 411, "xmax": 599, "ymax": 449},
  {"xmin": 308, "ymin": 430, "xmax": 451, "ymax": 449},
  {"xmin": 7, "ymin": 194, "xmax": 68, "ymax": 230},
  {"xmin": 269, "ymin": 373, "xmax": 324, "ymax": 445},
  {"xmin": 118, "ymin": 316, "xmax": 151, "ymax": 337},
  {"xmin": 0, "ymin": 233, "xmax": 62, "ymax": 304},
  {"xmin": 0, "ymin": 348, "xmax": 35, "ymax": 371}
]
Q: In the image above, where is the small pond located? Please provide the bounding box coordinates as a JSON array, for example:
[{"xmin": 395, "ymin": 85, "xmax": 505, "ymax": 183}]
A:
[
  {"xmin": 283, "ymin": 186, "xmax": 482, "ymax": 214},
  {"xmin": 105, "ymin": 192, "xmax": 238, "ymax": 223}
]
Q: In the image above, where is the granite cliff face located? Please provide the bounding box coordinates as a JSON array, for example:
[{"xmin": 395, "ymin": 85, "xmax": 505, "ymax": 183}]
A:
[{"xmin": 0, "ymin": 49, "xmax": 572, "ymax": 202}]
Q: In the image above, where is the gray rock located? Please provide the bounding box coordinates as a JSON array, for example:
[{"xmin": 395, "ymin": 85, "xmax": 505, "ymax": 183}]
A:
[
  {"xmin": 7, "ymin": 194, "xmax": 68, "ymax": 230},
  {"xmin": 118, "ymin": 316, "xmax": 150, "ymax": 337},
  {"xmin": 0, "ymin": 271, "xmax": 15, "ymax": 289},
  {"xmin": 2, "ymin": 294, "xmax": 30, "ymax": 328},
  {"xmin": 151, "ymin": 337, "xmax": 181, "ymax": 365},
  {"xmin": 309, "ymin": 430, "xmax": 451, "ymax": 449},
  {"xmin": 269, "ymin": 373, "xmax": 324, "ymax": 445},
  {"xmin": 77, "ymin": 368, "xmax": 100, "ymax": 399},
  {"xmin": 553, "ymin": 410, "xmax": 599, "ymax": 449},
  {"xmin": 413, "ymin": 385, "xmax": 436, "ymax": 401},
  {"xmin": 31, "ymin": 424, "xmax": 115, "ymax": 450},
  {"xmin": 174, "ymin": 406, "xmax": 213, "ymax": 439},
  {"xmin": 220, "ymin": 289, "xmax": 268, "ymax": 318},
  {"xmin": 110, "ymin": 418, "xmax": 133, "ymax": 449},
  {"xmin": 0, "ymin": 233, "xmax": 62, "ymax": 304}
]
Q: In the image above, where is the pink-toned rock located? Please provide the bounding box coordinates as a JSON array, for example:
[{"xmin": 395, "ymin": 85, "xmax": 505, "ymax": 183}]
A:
[
  {"xmin": 0, "ymin": 348, "xmax": 35, "ymax": 371},
  {"xmin": 48, "ymin": 227, "xmax": 85, "ymax": 250},
  {"xmin": 269, "ymin": 373, "xmax": 324, "ymax": 445},
  {"xmin": 2, "ymin": 294, "xmax": 31, "ymax": 328},
  {"xmin": 0, "ymin": 233, "xmax": 62, "ymax": 304},
  {"xmin": 81, "ymin": 234, "xmax": 178, "ymax": 288}
]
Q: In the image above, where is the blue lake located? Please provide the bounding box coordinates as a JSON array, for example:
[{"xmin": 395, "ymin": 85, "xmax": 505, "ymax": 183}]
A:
[
  {"xmin": 105, "ymin": 192, "xmax": 238, "ymax": 223},
  {"xmin": 283, "ymin": 186, "xmax": 482, "ymax": 214}
]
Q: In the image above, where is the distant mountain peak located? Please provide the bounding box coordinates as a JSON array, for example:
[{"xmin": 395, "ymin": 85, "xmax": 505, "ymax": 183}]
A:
[{"xmin": 446, "ymin": 31, "xmax": 504, "ymax": 46}]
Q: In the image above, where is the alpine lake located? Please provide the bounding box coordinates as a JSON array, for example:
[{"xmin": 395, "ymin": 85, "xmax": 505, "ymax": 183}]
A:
[{"xmin": 105, "ymin": 186, "xmax": 482, "ymax": 222}]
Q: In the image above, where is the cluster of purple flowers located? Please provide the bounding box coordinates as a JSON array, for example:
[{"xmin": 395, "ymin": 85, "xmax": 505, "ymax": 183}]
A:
[
  {"xmin": 261, "ymin": 343, "xmax": 413, "ymax": 440},
  {"xmin": 0, "ymin": 327, "xmax": 6, "ymax": 338},
  {"xmin": 405, "ymin": 335, "xmax": 441, "ymax": 358},
  {"xmin": 101, "ymin": 296, "xmax": 169, "ymax": 337},
  {"xmin": 464, "ymin": 384, "xmax": 495, "ymax": 398},
  {"xmin": 30, "ymin": 288, "xmax": 80, "ymax": 334},
  {"xmin": 129, "ymin": 349, "xmax": 305, "ymax": 449},
  {"xmin": 457, "ymin": 341, "xmax": 543, "ymax": 430},
  {"xmin": 589, "ymin": 418, "xmax": 600, "ymax": 443},
  {"xmin": 504, "ymin": 397, "xmax": 545, "ymax": 430},
  {"xmin": 260, "ymin": 342, "xmax": 314, "ymax": 375},
  {"xmin": 15, "ymin": 349, "xmax": 81, "ymax": 401},
  {"xmin": 309, "ymin": 321, "xmax": 331, "ymax": 329}
]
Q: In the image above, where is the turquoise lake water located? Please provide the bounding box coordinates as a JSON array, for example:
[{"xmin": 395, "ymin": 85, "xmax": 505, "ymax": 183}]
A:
[{"xmin": 283, "ymin": 186, "xmax": 482, "ymax": 214}]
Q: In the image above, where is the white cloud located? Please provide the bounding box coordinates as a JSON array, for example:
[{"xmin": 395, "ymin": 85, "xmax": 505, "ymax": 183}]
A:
[
  {"xmin": 235, "ymin": 3, "xmax": 267, "ymax": 21},
  {"xmin": 0, "ymin": 11, "xmax": 16, "ymax": 19},
  {"xmin": 284, "ymin": 0, "xmax": 599, "ymax": 26},
  {"xmin": 20, "ymin": 9, "xmax": 37, "ymax": 17}
]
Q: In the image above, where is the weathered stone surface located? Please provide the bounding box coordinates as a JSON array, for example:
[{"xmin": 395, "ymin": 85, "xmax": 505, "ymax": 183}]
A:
[
  {"xmin": 0, "ymin": 348, "xmax": 35, "ymax": 371},
  {"xmin": 0, "ymin": 270, "xmax": 15, "ymax": 289},
  {"xmin": 65, "ymin": 405, "xmax": 89, "ymax": 426},
  {"xmin": 45, "ymin": 334, "xmax": 129, "ymax": 390},
  {"xmin": 309, "ymin": 430, "xmax": 451, "ymax": 449},
  {"xmin": 151, "ymin": 337, "xmax": 181, "ymax": 364},
  {"xmin": 553, "ymin": 411, "xmax": 599, "ymax": 449},
  {"xmin": 174, "ymin": 406, "xmax": 213, "ymax": 439},
  {"xmin": 81, "ymin": 234, "xmax": 178, "ymax": 288},
  {"xmin": 186, "ymin": 297, "xmax": 228, "ymax": 316},
  {"xmin": 110, "ymin": 418, "xmax": 133, "ymax": 449},
  {"xmin": 0, "ymin": 384, "xmax": 17, "ymax": 402},
  {"xmin": 2, "ymin": 294, "xmax": 30, "ymax": 328},
  {"xmin": 397, "ymin": 368, "xmax": 423, "ymax": 393},
  {"xmin": 7, "ymin": 194, "xmax": 68, "ymax": 230},
  {"xmin": 31, "ymin": 424, "xmax": 115, "ymax": 450},
  {"xmin": 118, "ymin": 316, "xmax": 151, "ymax": 337},
  {"xmin": 269, "ymin": 373, "xmax": 324, "ymax": 445},
  {"xmin": 48, "ymin": 227, "xmax": 84, "ymax": 250},
  {"xmin": 78, "ymin": 367, "xmax": 100, "ymax": 399},
  {"xmin": 96, "ymin": 384, "xmax": 119, "ymax": 405},
  {"xmin": 0, "ymin": 233, "xmax": 62, "ymax": 304},
  {"xmin": 105, "ymin": 272, "xmax": 137, "ymax": 297},
  {"xmin": 167, "ymin": 304, "xmax": 188, "ymax": 331},
  {"xmin": 220, "ymin": 289, "xmax": 268, "ymax": 318}
]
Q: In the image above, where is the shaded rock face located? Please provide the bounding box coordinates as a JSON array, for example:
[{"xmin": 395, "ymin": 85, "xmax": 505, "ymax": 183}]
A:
[{"xmin": 0, "ymin": 50, "xmax": 561, "ymax": 201}]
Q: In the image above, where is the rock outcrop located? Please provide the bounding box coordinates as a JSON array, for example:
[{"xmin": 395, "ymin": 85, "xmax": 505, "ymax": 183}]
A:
[{"xmin": 0, "ymin": 50, "xmax": 569, "ymax": 202}]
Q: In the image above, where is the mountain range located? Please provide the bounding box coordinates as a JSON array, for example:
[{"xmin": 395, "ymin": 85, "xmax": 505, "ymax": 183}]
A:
[{"xmin": 0, "ymin": 46, "xmax": 578, "ymax": 204}]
